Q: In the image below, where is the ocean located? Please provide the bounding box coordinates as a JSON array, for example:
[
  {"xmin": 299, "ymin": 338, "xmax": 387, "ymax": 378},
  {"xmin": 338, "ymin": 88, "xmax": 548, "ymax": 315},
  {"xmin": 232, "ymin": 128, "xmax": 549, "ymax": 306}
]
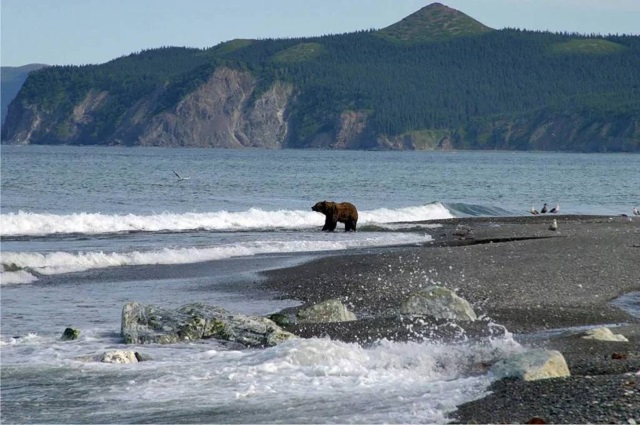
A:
[{"xmin": 1, "ymin": 145, "xmax": 639, "ymax": 423}]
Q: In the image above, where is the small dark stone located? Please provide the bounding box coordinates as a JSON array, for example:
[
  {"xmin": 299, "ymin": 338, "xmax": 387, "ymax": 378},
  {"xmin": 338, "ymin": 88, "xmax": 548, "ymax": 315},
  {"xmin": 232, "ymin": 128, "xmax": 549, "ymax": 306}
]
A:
[
  {"xmin": 61, "ymin": 327, "xmax": 80, "ymax": 341},
  {"xmin": 134, "ymin": 352, "xmax": 152, "ymax": 362}
]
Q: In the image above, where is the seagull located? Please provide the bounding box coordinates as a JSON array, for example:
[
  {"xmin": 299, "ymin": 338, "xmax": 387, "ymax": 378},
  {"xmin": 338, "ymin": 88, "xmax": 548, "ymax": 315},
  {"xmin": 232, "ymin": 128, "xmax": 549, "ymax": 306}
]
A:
[
  {"xmin": 549, "ymin": 204, "xmax": 559, "ymax": 214},
  {"xmin": 540, "ymin": 203, "xmax": 548, "ymax": 214},
  {"xmin": 531, "ymin": 205, "xmax": 539, "ymax": 215},
  {"xmin": 634, "ymin": 207, "xmax": 639, "ymax": 216},
  {"xmin": 173, "ymin": 170, "xmax": 190, "ymax": 181},
  {"xmin": 549, "ymin": 219, "xmax": 558, "ymax": 231}
]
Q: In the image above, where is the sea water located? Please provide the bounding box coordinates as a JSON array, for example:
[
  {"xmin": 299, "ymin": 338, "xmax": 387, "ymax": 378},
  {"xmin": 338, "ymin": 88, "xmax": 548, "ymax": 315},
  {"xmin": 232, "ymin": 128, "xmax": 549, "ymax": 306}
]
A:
[{"xmin": 1, "ymin": 146, "xmax": 639, "ymax": 423}]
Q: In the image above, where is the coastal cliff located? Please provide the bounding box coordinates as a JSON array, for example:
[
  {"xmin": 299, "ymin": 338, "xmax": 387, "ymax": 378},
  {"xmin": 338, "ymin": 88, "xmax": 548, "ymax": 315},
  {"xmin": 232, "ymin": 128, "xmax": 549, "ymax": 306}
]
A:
[{"xmin": 2, "ymin": 2, "xmax": 640, "ymax": 151}]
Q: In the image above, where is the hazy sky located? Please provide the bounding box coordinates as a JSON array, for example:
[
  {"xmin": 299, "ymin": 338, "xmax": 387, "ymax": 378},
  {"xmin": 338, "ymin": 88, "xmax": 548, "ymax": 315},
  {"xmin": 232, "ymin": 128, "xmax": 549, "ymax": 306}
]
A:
[{"xmin": 2, "ymin": 0, "xmax": 639, "ymax": 67}]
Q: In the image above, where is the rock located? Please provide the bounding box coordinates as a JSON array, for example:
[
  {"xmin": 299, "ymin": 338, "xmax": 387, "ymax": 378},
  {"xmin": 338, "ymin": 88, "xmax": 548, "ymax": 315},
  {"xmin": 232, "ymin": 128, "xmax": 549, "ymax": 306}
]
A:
[
  {"xmin": 490, "ymin": 349, "xmax": 570, "ymax": 381},
  {"xmin": 581, "ymin": 327, "xmax": 629, "ymax": 342},
  {"xmin": 296, "ymin": 299, "xmax": 357, "ymax": 323},
  {"xmin": 61, "ymin": 327, "xmax": 80, "ymax": 341},
  {"xmin": 134, "ymin": 352, "xmax": 152, "ymax": 362},
  {"xmin": 268, "ymin": 312, "xmax": 295, "ymax": 327},
  {"xmin": 74, "ymin": 350, "xmax": 151, "ymax": 363},
  {"xmin": 121, "ymin": 302, "xmax": 297, "ymax": 347},
  {"xmin": 453, "ymin": 224, "xmax": 473, "ymax": 239},
  {"xmin": 399, "ymin": 286, "xmax": 477, "ymax": 321},
  {"xmin": 99, "ymin": 350, "xmax": 139, "ymax": 364}
]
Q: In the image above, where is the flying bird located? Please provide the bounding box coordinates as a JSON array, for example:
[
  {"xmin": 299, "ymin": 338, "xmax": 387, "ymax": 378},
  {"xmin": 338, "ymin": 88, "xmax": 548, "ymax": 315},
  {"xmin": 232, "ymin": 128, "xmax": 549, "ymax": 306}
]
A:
[
  {"xmin": 531, "ymin": 205, "xmax": 539, "ymax": 215},
  {"xmin": 540, "ymin": 203, "xmax": 548, "ymax": 214},
  {"xmin": 173, "ymin": 170, "xmax": 190, "ymax": 181},
  {"xmin": 549, "ymin": 219, "xmax": 558, "ymax": 231},
  {"xmin": 549, "ymin": 204, "xmax": 559, "ymax": 214}
]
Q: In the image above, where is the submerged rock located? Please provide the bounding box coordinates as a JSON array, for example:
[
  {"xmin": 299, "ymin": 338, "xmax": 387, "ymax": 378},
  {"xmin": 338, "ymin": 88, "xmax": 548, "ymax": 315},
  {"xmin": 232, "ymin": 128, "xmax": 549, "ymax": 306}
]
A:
[
  {"xmin": 399, "ymin": 286, "xmax": 477, "ymax": 321},
  {"xmin": 74, "ymin": 350, "xmax": 149, "ymax": 363},
  {"xmin": 490, "ymin": 349, "xmax": 570, "ymax": 381},
  {"xmin": 99, "ymin": 350, "xmax": 139, "ymax": 364},
  {"xmin": 61, "ymin": 327, "xmax": 80, "ymax": 341},
  {"xmin": 296, "ymin": 299, "xmax": 357, "ymax": 323},
  {"xmin": 581, "ymin": 327, "xmax": 629, "ymax": 342},
  {"xmin": 121, "ymin": 302, "xmax": 297, "ymax": 347}
]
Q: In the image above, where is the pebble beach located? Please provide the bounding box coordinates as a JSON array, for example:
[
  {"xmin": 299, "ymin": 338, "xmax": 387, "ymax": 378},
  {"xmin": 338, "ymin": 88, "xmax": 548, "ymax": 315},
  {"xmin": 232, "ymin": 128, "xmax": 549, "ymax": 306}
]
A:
[{"xmin": 261, "ymin": 215, "xmax": 640, "ymax": 423}]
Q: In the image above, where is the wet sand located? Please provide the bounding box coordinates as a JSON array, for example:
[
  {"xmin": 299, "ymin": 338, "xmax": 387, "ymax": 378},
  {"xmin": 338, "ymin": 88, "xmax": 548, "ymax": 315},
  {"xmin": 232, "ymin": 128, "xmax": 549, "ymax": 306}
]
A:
[{"xmin": 260, "ymin": 215, "xmax": 640, "ymax": 424}]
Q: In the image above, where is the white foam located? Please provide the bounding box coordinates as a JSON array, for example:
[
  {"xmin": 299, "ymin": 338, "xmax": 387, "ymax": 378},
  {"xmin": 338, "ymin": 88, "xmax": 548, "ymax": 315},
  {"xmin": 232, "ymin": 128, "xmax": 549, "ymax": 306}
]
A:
[
  {"xmin": 1, "ymin": 204, "xmax": 453, "ymax": 237},
  {"xmin": 0, "ymin": 269, "xmax": 38, "ymax": 285},
  {"xmin": 83, "ymin": 336, "xmax": 521, "ymax": 423},
  {"xmin": 0, "ymin": 232, "xmax": 431, "ymax": 284}
]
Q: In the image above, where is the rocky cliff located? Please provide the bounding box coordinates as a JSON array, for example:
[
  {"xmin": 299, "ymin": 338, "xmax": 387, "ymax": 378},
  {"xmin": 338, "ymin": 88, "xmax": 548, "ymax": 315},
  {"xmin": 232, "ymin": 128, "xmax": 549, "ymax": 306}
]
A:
[{"xmin": 3, "ymin": 67, "xmax": 297, "ymax": 148}]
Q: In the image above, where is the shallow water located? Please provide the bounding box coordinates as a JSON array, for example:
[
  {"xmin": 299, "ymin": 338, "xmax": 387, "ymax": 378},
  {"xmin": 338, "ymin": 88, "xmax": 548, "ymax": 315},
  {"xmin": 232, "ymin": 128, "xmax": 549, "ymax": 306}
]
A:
[{"xmin": 1, "ymin": 146, "xmax": 639, "ymax": 423}]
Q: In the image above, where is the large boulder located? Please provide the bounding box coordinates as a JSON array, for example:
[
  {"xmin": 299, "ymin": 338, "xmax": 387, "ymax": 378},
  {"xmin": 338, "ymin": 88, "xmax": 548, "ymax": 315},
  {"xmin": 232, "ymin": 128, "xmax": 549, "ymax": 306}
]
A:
[
  {"xmin": 121, "ymin": 302, "xmax": 297, "ymax": 347},
  {"xmin": 296, "ymin": 299, "xmax": 357, "ymax": 323},
  {"xmin": 399, "ymin": 286, "xmax": 477, "ymax": 321},
  {"xmin": 490, "ymin": 349, "xmax": 570, "ymax": 381}
]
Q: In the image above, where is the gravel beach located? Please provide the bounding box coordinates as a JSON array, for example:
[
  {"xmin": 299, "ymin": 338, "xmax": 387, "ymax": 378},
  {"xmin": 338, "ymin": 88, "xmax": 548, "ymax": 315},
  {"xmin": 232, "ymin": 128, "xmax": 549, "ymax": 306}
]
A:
[{"xmin": 261, "ymin": 215, "xmax": 640, "ymax": 423}]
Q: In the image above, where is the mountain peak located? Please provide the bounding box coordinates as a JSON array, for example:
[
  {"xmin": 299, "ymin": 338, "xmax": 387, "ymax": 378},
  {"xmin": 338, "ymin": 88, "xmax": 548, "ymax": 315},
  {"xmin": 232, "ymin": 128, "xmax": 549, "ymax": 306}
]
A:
[{"xmin": 377, "ymin": 2, "xmax": 493, "ymax": 42}]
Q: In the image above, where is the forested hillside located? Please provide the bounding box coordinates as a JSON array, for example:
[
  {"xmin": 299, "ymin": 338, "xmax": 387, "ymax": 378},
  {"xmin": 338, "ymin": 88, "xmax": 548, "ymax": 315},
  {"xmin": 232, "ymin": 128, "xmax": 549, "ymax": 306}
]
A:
[
  {"xmin": 1, "ymin": 64, "xmax": 47, "ymax": 126},
  {"xmin": 3, "ymin": 3, "xmax": 640, "ymax": 152}
]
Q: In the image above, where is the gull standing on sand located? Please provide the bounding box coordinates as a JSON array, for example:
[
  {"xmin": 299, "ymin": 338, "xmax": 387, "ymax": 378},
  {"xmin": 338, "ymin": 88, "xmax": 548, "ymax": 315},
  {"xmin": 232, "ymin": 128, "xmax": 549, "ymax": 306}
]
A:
[
  {"xmin": 531, "ymin": 205, "xmax": 539, "ymax": 215},
  {"xmin": 540, "ymin": 203, "xmax": 548, "ymax": 214},
  {"xmin": 549, "ymin": 219, "xmax": 558, "ymax": 231},
  {"xmin": 550, "ymin": 204, "xmax": 559, "ymax": 214},
  {"xmin": 634, "ymin": 207, "xmax": 639, "ymax": 216}
]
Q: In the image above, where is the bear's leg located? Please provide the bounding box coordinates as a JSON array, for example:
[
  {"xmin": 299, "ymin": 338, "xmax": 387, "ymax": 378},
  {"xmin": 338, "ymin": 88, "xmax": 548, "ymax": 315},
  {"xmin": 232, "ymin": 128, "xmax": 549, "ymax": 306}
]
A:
[
  {"xmin": 328, "ymin": 220, "xmax": 338, "ymax": 231},
  {"xmin": 322, "ymin": 217, "xmax": 331, "ymax": 231},
  {"xmin": 346, "ymin": 220, "xmax": 356, "ymax": 232}
]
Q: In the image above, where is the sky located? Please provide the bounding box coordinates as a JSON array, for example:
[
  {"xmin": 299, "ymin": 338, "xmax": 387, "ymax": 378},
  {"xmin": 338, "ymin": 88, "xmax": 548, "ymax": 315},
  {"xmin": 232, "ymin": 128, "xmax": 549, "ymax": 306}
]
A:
[{"xmin": 2, "ymin": 0, "xmax": 639, "ymax": 67}]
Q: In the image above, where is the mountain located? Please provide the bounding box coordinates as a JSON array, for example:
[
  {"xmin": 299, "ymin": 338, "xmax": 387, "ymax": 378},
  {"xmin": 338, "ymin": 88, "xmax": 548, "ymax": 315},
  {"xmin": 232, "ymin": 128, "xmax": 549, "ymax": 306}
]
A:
[
  {"xmin": 377, "ymin": 3, "xmax": 493, "ymax": 42},
  {"xmin": 2, "ymin": 3, "xmax": 640, "ymax": 152},
  {"xmin": 1, "ymin": 64, "xmax": 47, "ymax": 126}
]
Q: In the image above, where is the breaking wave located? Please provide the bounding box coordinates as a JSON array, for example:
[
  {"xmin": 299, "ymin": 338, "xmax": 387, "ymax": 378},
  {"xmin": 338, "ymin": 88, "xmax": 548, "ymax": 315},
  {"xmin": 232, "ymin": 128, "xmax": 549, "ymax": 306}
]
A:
[
  {"xmin": 0, "ymin": 232, "xmax": 432, "ymax": 285},
  {"xmin": 1, "ymin": 203, "xmax": 454, "ymax": 237}
]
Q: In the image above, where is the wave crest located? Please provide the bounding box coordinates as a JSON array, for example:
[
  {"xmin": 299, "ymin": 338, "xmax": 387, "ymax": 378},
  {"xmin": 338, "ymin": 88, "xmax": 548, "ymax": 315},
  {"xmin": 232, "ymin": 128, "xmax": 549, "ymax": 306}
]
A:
[{"xmin": 1, "ymin": 203, "xmax": 454, "ymax": 237}]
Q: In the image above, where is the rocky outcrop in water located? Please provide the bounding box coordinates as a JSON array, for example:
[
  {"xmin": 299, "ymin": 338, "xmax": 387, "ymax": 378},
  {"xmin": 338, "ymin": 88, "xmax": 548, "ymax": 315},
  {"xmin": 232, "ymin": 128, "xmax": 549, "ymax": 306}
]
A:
[
  {"xmin": 61, "ymin": 327, "xmax": 80, "ymax": 341},
  {"xmin": 121, "ymin": 301, "xmax": 297, "ymax": 347}
]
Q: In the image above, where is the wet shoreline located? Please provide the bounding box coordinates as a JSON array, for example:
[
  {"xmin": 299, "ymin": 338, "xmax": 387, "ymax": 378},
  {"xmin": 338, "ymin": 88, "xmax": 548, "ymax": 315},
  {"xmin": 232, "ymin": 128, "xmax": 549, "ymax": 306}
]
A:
[{"xmin": 260, "ymin": 215, "xmax": 640, "ymax": 423}]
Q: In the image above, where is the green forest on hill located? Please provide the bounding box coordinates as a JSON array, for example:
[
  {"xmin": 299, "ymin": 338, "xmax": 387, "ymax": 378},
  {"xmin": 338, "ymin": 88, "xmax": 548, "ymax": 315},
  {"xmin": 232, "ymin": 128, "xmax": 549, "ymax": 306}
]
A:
[{"xmin": 6, "ymin": 12, "xmax": 640, "ymax": 151}]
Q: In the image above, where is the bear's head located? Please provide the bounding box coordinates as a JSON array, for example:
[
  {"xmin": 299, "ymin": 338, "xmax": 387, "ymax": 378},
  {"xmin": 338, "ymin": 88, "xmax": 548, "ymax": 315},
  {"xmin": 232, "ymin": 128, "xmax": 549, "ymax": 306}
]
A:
[{"xmin": 312, "ymin": 200, "xmax": 336, "ymax": 214}]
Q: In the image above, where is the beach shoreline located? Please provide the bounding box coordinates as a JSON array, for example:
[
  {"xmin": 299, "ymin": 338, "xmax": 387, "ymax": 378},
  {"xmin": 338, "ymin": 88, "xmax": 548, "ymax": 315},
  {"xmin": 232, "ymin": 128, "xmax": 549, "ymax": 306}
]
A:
[{"xmin": 259, "ymin": 215, "xmax": 640, "ymax": 423}]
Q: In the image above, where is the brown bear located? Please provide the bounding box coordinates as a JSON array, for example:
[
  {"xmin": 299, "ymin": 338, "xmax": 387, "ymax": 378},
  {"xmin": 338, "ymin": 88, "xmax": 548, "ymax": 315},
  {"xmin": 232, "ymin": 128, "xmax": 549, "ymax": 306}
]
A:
[{"xmin": 312, "ymin": 200, "xmax": 358, "ymax": 232}]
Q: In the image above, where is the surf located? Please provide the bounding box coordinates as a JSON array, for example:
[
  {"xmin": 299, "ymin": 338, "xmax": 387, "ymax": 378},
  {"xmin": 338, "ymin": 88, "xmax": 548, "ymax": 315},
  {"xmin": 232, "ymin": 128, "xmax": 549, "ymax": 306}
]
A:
[
  {"xmin": 0, "ymin": 231, "xmax": 433, "ymax": 285},
  {"xmin": 1, "ymin": 203, "xmax": 454, "ymax": 238}
]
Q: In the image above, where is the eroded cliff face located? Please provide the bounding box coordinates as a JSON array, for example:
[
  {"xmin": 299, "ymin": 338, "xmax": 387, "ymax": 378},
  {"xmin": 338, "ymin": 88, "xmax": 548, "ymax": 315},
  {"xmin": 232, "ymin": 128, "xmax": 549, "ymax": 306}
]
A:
[
  {"xmin": 132, "ymin": 68, "xmax": 293, "ymax": 148},
  {"xmin": 458, "ymin": 111, "xmax": 640, "ymax": 152},
  {"xmin": 3, "ymin": 67, "xmax": 295, "ymax": 148},
  {"xmin": 3, "ymin": 67, "xmax": 638, "ymax": 152},
  {"xmin": 3, "ymin": 89, "xmax": 110, "ymax": 144}
]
